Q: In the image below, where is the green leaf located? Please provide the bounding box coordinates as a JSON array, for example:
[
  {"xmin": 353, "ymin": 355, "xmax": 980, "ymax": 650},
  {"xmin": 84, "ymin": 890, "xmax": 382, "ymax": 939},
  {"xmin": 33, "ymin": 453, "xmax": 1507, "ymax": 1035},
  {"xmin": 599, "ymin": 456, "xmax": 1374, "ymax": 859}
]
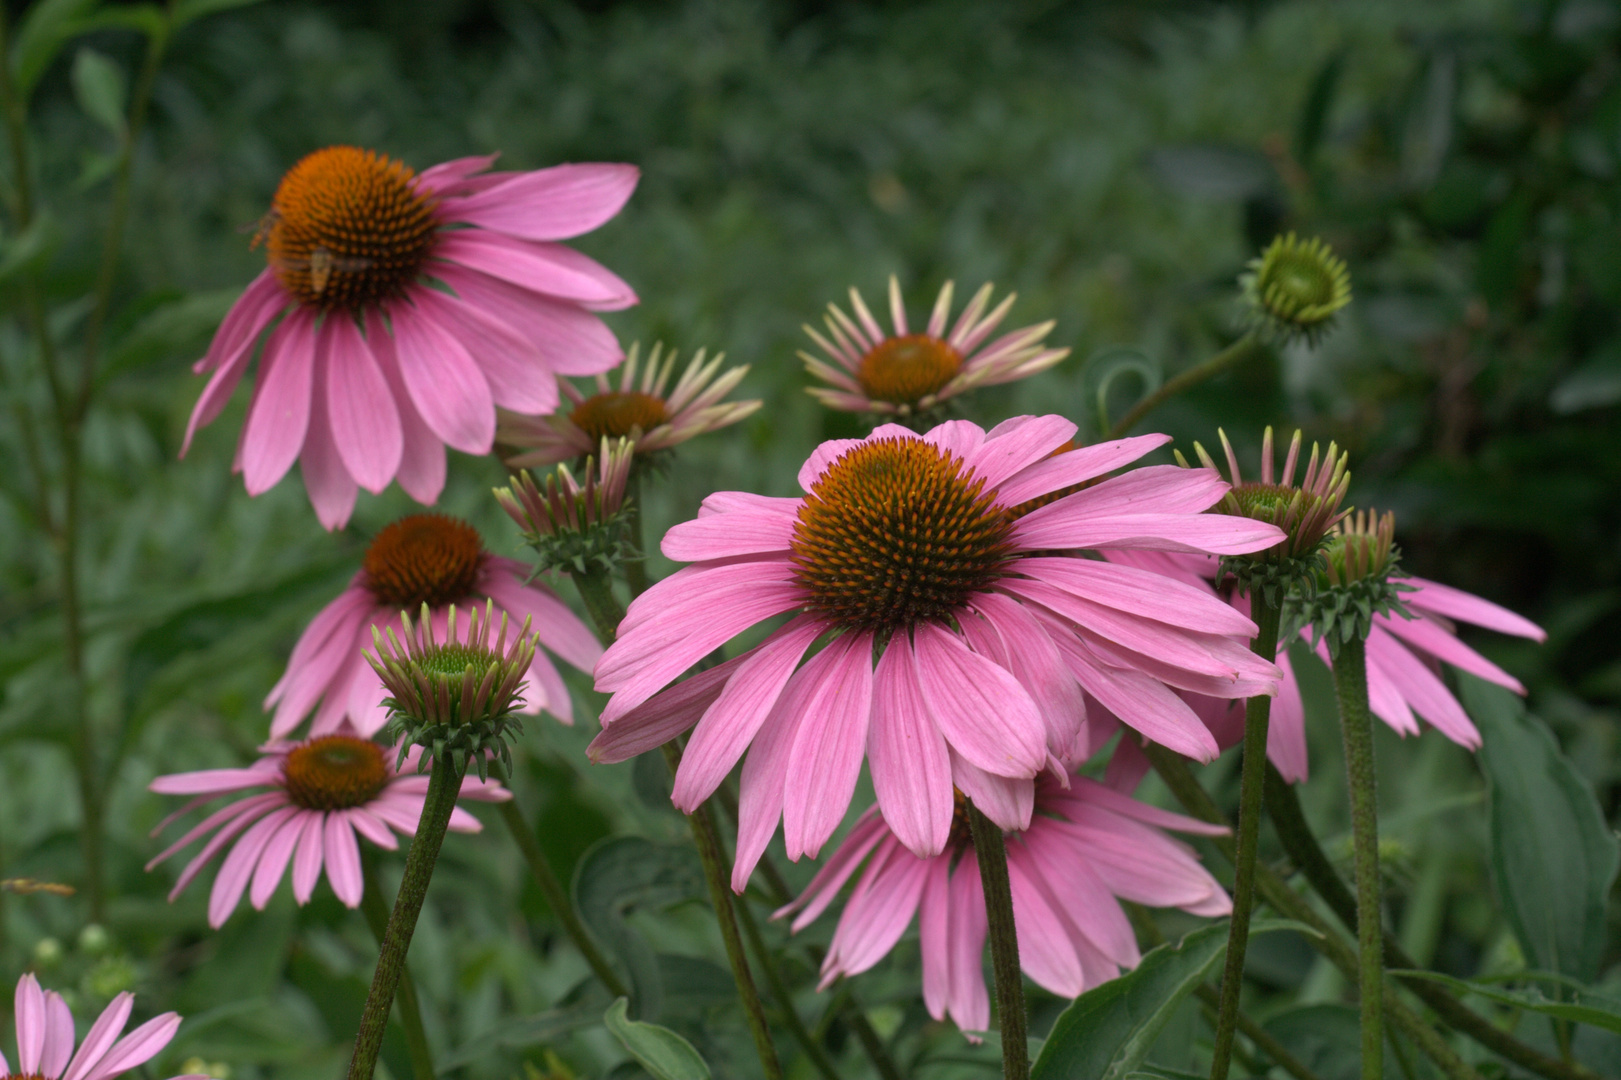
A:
[
  {"xmin": 1032, "ymin": 919, "xmax": 1309, "ymax": 1080},
  {"xmin": 1391, "ymin": 971, "xmax": 1621, "ymax": 1037},
  {"xmin": 0, "ymin": 213, "xmax": 58, "ymax": 283},
  {"xmin": 63, "ymin": 5, "xmax": 167, "ymax": 41},
  {"xmin": 1262, "ymin": 1004, "xmax": 1399, "ymax": 1080},
  {"xmin": 573, "ymin": 837, "xmax": 706, "ymax": 1022},
  {"xmin": 437, "ymin": 1001, "xmax": 606, "ymax": 1071},
  {"xmin": 604, "ymin": 998, "xmax": 711, "ymax": 1080},
  {"xmin": 1295, "ymin": 48, "xmax": 1347, "ymax": 167},
  {"xmin": 10, "ymin": 0, "xmax": 100, "ymax": 99},
  {"xmin": 1465, "ymin": 673, "xmax": 1619, "ymax": 983},
  {"xmin": 172, "ymin": 0, "xmax": 269, "ymax": 30},
  {"xmin": 70, "ymin": 47, "xmax": 125, "ymax": 135}
]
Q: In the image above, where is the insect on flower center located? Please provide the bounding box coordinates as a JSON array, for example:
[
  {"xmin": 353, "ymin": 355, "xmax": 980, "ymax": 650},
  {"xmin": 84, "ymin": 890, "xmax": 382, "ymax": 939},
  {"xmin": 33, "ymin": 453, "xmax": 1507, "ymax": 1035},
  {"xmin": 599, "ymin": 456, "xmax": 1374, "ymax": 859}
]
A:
[
  {"xmin": 856, "ymin": 334, "xmax": 963, "ymax": 406},
  {"xmin": 282, "ymin": 736, "xmax": 389, "ymax": 811},
  {"xmin": 363, "ymin": 514, "xmax": 485, "ymax": 609},
  {"xmin": 259, "ymin": 146, "xmax": 439, "ymax": 310},
  {"xmin": 569, "ymin": 391, "xmax": 669, "ymax": 444},
  {"xmin": 790, "ymin": 438, "xmax": 1015, "ymax": 632}
]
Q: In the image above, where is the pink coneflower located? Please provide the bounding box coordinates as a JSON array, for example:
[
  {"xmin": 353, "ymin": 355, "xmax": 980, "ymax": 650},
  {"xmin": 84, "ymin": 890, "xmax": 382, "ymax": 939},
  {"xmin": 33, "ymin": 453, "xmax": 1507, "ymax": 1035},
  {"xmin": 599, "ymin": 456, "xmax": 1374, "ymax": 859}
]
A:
[
  {"xmin": 2, "ymin": 974, "xmax": 203, "ymax": 1080},
  {"xmin": 147, "ymin": 730, "xmax": 508, "ymax": 927},
  {"xmin": 777, "ymin": 777, "xmax": 1231, "ymax": 1037},
  {"xmin": 1105, "ymin": 549, "xmax": 1546, "ymax": 780},
  {"xmin": 802, "ymin": 277, "xmax": 1069, "ymax": 418},
  {"xmin": 498, "ymin": 342, "xmax": 759, "ymax": 467},
  {"xmin": 184, "ymin": 147, "xmax": 639, "ymax": 529},
  {"xmin": 266, "ymin": 513, "xmax": 601, "ymax": 739},
  {"xmin": 588, "ymin": 417, "xmax": 1284, "ymax": 888}
]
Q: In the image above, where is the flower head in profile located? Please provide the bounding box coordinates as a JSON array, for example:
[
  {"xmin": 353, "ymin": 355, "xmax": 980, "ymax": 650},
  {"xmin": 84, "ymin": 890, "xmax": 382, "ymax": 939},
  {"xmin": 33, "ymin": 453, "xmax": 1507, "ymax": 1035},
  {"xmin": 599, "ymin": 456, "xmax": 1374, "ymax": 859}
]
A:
[
  {"xmin": 802, "ymin": 277, "xmax": 1068, "ymax": 418},
  {"xmin": 2, "ymin": 973, "xmax": 204, "ymax": 1080},
  {"xmin": 1239, "ymin": 232, "xmax": 1351, "ymax": 345},
  {"xmin": 185, "ymin": 147, "xmax": 639, "ymax": 528},
  {"xmin": 499, "ymin": 342, "xmax": 758, "ymax": 468},
  {"xmin": 777, "ymin": 778, "xmax": 1230, "ymax": 1037},
  {"xmin": 495, "ymin": 437, "xmax": 635, "ymax": 576},
  {"xmin": 265, "ymin": 513, "xmax": 600, "ymax": 739},
  {"xmin": 588, "ymin": 416, "xmax": 1285, "ymax": 889},
  {"xmin": 147, "ymin": 730, "xmax": 508, "ymax": 927}
]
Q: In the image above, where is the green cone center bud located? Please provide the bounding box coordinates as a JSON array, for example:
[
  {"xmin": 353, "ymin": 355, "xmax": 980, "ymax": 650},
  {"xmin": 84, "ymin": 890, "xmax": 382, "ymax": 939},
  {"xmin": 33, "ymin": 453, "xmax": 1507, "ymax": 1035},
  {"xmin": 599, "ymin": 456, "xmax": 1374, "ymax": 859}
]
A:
[{"xmin": 418, "ymin": 643, "xmax": 499, "ymax": 679}]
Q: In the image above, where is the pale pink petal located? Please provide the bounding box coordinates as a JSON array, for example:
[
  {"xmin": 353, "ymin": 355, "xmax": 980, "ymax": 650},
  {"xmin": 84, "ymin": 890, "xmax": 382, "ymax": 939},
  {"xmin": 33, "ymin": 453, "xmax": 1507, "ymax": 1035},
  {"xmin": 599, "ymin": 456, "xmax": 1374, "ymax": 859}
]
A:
[
  {"xmin": 917, "ymin": 419, "xmax": 984, "ymax": 461},
  {"xmin": 588, "ymin": 657, "xmax": 749, "ymax": 764},
  {"xmin": 868, "ymin": 634, "xmax": 953, "ymax": 857},
  {"xmin": 1401, "ymin": 576, "xmax": 1545, "ymax": 640},
  {"xmin": 40, "ymin": 992, "xmax": 74, "ymax": 1079},
  {"xmin": 918, "ymin": 855, "xmax": 954, "ymax": 1020},
  {"xmin": 732, "ymin": 651, "xmax": 821, "ymax": 892},
  {"xmin": 290, "ymin": 812, "xmax": 326, "ymax": 903},
  {"xmin": 661, "ymin": 513, "xmax": 797, "ymax": 562},
  {"xmin": 951, "ymin": 750, "xmax": 1035, "ymax": 831},
  {"xmin": 1018, "ymin": 557, "xmax": 1257, "ymax": 637},
  {"xmin": 346, "ymin": 808, "xmax": 399, "ymax": 851},
  {"xmin": 443, "ymin": 163, "xmax": 638, "ymax": 241},
  {"xmin": 324, "ymin": 813, "xmax": 364, "ymax": 907},
  {"xmin": 478, "ymin": 561, "xmax": 602, "ymax": 672},
  {"xmin": 1005, "ymin": 847, "xmax": 1087, "ymax": 996},
  {"xmin": 434, "ymin": 263, "xmax": 621, "ymax": 375},
  {"xmin": 366, "ymin": 310, "xmax": 445, "ymax": 505},
  {"xmin": 1351, "ymin": 636, "xmax": 1421, "ymax": 736},
  {"xmin": 1021, "ymin": 827, "xmax": 1139, "ymax": 967},
  {"xmin": 1049, "ymin": 629, "xmax": 1220, "ymax": 761},
  {"xmin": 82, "ymin": 1013, "xmax": 181, "ymax": 1080},
  {"xmin": 784, "ymin": 632, "xmax": 875, "ymax": 860},
  {"xmin": 945, "ymin": 854, "xmax": 991, "ymax": 1034},
  {"xmin": 674, "ymin": 616, "xmax": 822, "ymax": 812},
  {"xmin": 821, "ymin": 839, "xmax": 931, "ymax": 980},
  {"xmin": 148, "ymin": 766, "xmax": 278, "ymax": 796},
  {"xmin": 1377, "ymin": 612, "xmax": 1525, "ymax": 693},
  {"xmin": 149, "ymin": 794, "xmax": 283, "ymax": 891},
  {"xmin": 416, "ymin": 153, "xmax": 500, "ymax": 195},
  {"xmin": 240, "ymin": 308, "xmax": 318, "ymax": 495},
  {"xmin": 963, "ymin": 414, "xmax": 1076, "ymax": 491},
  {"xmin": 1055, "ymin": 777, "xmax": 1231, "ymax": 836},
  {"xmin": 698, "ymin": 491, "xmax": 802, "ymax": 518},
  {"xmin": 963, "ymin": 593, "xmax": 1087, "ymax": 757},
  {"xmin": 300, "ymin": 335, "xmax": 359, "ymax": 531},
  {"xmin": 390, "ymin": 295, "xmax": 495, "ymax": 454},
  {"xmin": 776, "ymin": 809, "xmax": 887, "ymax": 930},
  {"xmin": 15, "ymin": 974, "xmax": 45, "ymax": 1074},
  {"xmin": 249, "ymin": 811, "xmax": 310, "ymax": 909},
  {"xmin": 266, "ymin": 583, "xmax": 374, "ymax": 733},
  {"xmin": 913, "ymin": 622, "xmax": 1045, "ymax": 778},
  {"xmin": 1049, "ymin": 812, "xmax": 1227, "ymax": 911},
  {"xmin": 1035, "ymin": 465, "xmax": 1228, "ymax": 518},
  {"xmin": 1367, "ymin": 630, "xmax": 1481, "ymax": 748},
  {"xmin": 184, "ymin": 274, "xmax": 289, "ymax": 454},
  {"xmin": 209, "ymin": 806, "xmax": 300, "ymax": 926},
  {"xmin": 1014, "ymin": 508, "xmax": 1285, "ymax": 556},
  {"xmin": 797, "ymin": 438, "xmax": 865, "ymax": 491},
  {"xmin": 1268, "ymin": 650, "xmax": 1310, "ymax": 783},
  {"xmin": 1082, "ymin": 631, "xmax": 1279, "ymax": 701},
  {"xmin": 435, "ymin": 231, "xmax": 636, "ymax": 309},
  {"xmin": 324, "ymin": 314, "xmax": 402, "ymax": 493},
  {"xmin": 408, "ymin": 287, "xmax": 557, "ymax": 414},
  {"xmin": 61, "ymin": 994, "xmax": 133, "ymax": 1080},
  {"xmin": 994, "ymin": 434, "xmax": 1170, "ymax": 507}
]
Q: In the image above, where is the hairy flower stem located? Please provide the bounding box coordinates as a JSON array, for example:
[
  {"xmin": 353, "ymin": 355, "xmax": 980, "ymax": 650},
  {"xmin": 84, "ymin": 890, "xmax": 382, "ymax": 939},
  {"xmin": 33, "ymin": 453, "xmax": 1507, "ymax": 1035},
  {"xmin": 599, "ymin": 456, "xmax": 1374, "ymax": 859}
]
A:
[
  {"xmin": 1107, "ymin": 332, "xmax": 1263, "ymax": 440},
  {"xmin": 1209, "ymin": 593, "xmax": 1281, "ymax": 1080},
  {"xmin": 490, "ymin": 773, "xmax": 631, "ymax": 1000},
  {"xmin": 661, "ymin": 743, "xmax": 783, "ymax": 1080},
  {"xmin": 967, "ymin": 800, "xmax": 1029, "ymax": 1080},
  {"xmin": 572, "ymin": 568, "xmax": 627, "ymax": 645},
  {"xmin": 1141, "ymin": 745, "xmax": 1482, "ymax": 1080},
  {"xmin": 347, "ymin": 753, "xmax": 464, "ymax": 1080},
  {"xmin": 1263, "ymin": 766, "xmax": 1600, "ymax": 1080},
  {"xmin": 1332, "ymin": 637, "xmax": 1383, "ymax": 1080},
  {"xmin": 625, "ymin": 472, "xmax": 650, "ymax": 596},
  {"xmin": 359, "ymin": 859, "xmax": 435, "ymax": 1080}
]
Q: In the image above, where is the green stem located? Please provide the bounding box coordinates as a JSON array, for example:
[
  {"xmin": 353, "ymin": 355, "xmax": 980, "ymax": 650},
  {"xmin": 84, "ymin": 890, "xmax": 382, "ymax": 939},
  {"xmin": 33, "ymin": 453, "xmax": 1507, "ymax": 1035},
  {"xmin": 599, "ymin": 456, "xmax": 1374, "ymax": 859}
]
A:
[
  {"xmin": 1209, "ymin": 591, "xmax": 1281, "ymax": 1080},
  {"xmin": 661, "ymin": 743, "xmax": 783, "ymax": 1080},
  {"xmin": 359, "ymin": 858, "xmax": 435, "ymax": 1080},
  {"xmin": 625, "ymin": 471, "xmax": 650, "ymax": 597},
  {"xmin": 966, "ymin": 799, "xmax": 1028, "ymax": 1080},
  {"xmin": 1264, "ymin": 767, "xmax": 1598, "ymax": 1080},
  {"xmin": 1332, "ymin": 637, "xmax": 1383, "ymax": 1080},
  {"xmin": 1107, "ymin": 332, "xmax": 1263, "ymax": 440},
  {"xmin": 571, "ymin": 567, "xmax": 626, "ymax": 646},
  {"xmin": 734, "ymin": 887, "xmax": 843, "ymax": 1080},
  {"xmin": 1142, "ymin": 745, "xmax": 1482, "ymax": 1080},
  {"xmin": 491, "ymin": 776, "xmax": 631, "ymax": 999},
  {"xmin": 347, "ymin": 753, "xmax": 465, "ymax": 1080}
]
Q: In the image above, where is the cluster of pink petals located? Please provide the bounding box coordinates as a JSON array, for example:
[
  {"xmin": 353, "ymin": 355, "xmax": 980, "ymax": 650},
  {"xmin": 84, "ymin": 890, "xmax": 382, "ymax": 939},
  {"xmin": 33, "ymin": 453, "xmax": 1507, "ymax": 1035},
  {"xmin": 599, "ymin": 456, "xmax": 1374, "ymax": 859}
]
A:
[
  {"xmin": 2, "ymin": 975, "xmax": 201, "ymax": 1080},
  {"xmin": 588, "ymin": 416, "xmax": 1285, "ymax": 890},
  {"xmin": 1106, "ymin": 550, "xmax": 1546, "ymax": 780},
  {"xmin": 802, "ymin": 277, "xmax": 1069, "ymax": 415},
  {"xmin": 147, "ymin": 735, "xmax": 509, "ymax": 927},
  {"xmin": 777, "ymin": 777, "xmax": 1231, "ymax": 1036},
  {"xmin": 184, "ymin": 155, "xmax": 639, "ymax": 529},
  {"xmin": 266, "ymin": 555, "xmax": 600, "ymax": 738}
]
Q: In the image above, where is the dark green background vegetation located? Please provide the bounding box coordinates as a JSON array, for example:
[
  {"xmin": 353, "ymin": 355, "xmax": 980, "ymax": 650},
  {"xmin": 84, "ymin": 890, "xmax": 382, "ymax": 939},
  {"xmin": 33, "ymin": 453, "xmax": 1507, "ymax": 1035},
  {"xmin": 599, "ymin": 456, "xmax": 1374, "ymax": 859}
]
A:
[{"xmin": 2, "ymin": 1, "xmax": 1618, "ymax": 1077}]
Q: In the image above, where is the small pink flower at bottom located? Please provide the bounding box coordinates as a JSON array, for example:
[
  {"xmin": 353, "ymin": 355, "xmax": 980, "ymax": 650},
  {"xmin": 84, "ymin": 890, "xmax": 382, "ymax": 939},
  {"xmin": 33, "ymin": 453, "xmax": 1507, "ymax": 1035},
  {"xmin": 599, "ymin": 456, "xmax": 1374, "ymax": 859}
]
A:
[
  {"xmin": 776, "ymin": 777, "xmax": 1230, "ymax": 1038},
  {"xmin": 1, "ymin": 973, "xmax": 203, "ymax": 1080},
  {"xmin": 147, "ymin": 730, "xmax": 508, "ymax": 927}
]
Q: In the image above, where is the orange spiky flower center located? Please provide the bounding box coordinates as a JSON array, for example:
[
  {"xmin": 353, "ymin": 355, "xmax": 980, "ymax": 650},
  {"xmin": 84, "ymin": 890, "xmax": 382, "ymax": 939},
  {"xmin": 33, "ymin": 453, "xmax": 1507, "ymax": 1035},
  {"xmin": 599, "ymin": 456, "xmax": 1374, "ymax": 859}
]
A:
[
  {"xmin": 569, "ymin": 391, "xmax": 670, "ymax": 443},
  {"xmin": 856, "ymin": 333, "xmax": 963, "ymax": 405},
  {"xmin": 790, "ymin": 438, "xmax": 1014, "ymax": 632},
  {"xmin": 260, "ymin": 146, "xmax": 439, "ymax": 310},
  {"xmin": 363, "ymin": 514, "xmax": 486, "ymax": 609},
  {"xmin": 282, "ymin": 736, "xmax": 389, "ymax": 810}
]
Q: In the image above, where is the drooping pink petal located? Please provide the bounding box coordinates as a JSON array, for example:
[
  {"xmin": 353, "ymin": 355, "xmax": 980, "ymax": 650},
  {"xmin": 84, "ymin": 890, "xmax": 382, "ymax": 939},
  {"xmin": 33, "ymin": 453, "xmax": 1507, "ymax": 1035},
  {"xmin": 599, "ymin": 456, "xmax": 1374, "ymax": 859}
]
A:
[
  {"xmin": 674, "ymin": 616, "xmax": 822, "ymax": 811},
  {"xmin": 434, "ymin": 264, "xmax": 621, "ymax": 376},
  {"xmin": 149, "ymin": 765, "xmax": 280, "ymax": 797},
  {"xmin": 1017, "ymin": 557, "xmax": 1258, "ymax": 637},
  {"xmin": 661, "ymin": 513, "xmax": 797, "ymax": 562},
  {"xmin": 918, "ymin": 853, "xmax": 954, "ymax": 1022},
  {"xmin": 265, "ymin": 582, "xmax": 373, "ymax": 732},
  {"xmin": 435, "ymin": 232, "xmax": 636, "ymax": 309},
  {"xmin": 82, "ymin": 1013, "xmax": 181, "ymax": 1080},
  {"xmin": 1367, "ymin": 630, "xmax": 1481, "ymax": 748},
  {"xmin": 1082, "ymin": 631, "xmax": 1279, "ymax": 700},
  {"xmin": 913, "ymin": 622, "xmax": 1046, "ymax": 779},
  {"xmin": 1037, "ymin": 465, "xmax": 1228, "ymax": 518},
  {"xmin": 323, "ymin": 314, "xmax": 402, "ymax": 494},
  {"xmin": 1377, "ymin": 612, "xmax": 1525, "ymax": 693},
  {"xmin": 868, "ymin": 634, "xmax": 953, "ymax": 857},
  {"xmin": 148, "ymin": 793, "xmax": 283, "ymax": 890},
  {"xmin": 389, "ymin": 295, "xmax": 495, "ymax": 454},
  {"xmin": 994, "ymin": 434, "xmax": 1170, "ymax": 507},
  {"xmin": 775, "ymin": 809, "xmax": 887, "ymax": 930},
  {"xmin": 366, "ymin": 310, "xmax": 445, "ymax": 505},
  {"xmin": 945, "ymin": 853, "xmax": 991, "ymax": 1034},
  {"xmin": 1005, "ymin": 846, "xmax": 1088, "ymax": 996},
  {"xmin": 1049, "ymin": 629, "xmax": 1220, "ymax": 761},
  {"xmin": 61, "ymin": 993, "xmax": 133, "ymax": 1080},
  {"xmin": 323, "ymin": 813, "xmax": 364, "ymax": 907},
  {"xmin": 1014, "ymin": 508, "xmax": 1285, "ymax": 556},
  {"xmin": 40, "ymin": 991, "xmax": 74, "ymax": 1079},
  {"xmin": 478, "ymin": 561, "xmax": 602, "ymax": 672},
  {"xmin": 1351, "ymin": 635, "xmax": 1421, "ymax": 736},
  {"xmin": 1055, "ymin": 777, "xmax": 1231, "ymax": 836},
  {"xmin": 443, "ymin": 163, "xmax": 639, "ymax": 241},
  {"xmin": 960, "ymin": 593, "xmax": 1086, "ymax": 760},
  {"xmin": 208, "ymin": 805, "xmax": 300, "ymax": 926},
  {"xmin": 733, "ymin": 657, "xmax": 814, "ymax": 892},
  {"xmin": 1049, "ymin": 812, "xmax": 1227, "ymax": 911},
  {"xmin": 951, "ymin": 750, "xmax": 1035, "ymax": 831},
  {"xmin": 184, "ymin": 272, "xmax": 290, "ymax": 453},
  {"xmin": 820, "ymin": 839, "xmax": 931, "ymax": 981},
  {"xmin": 249, "ymin": 811, "xmax": 309, "ymax": 909},
  {"xmin": 415, "ymin": 153, "xmax": 500, "ymax": 195},
  {"xmin": 962, "ymin": 414, "xmax": 1076, "ymax": 491},
  {"xmin": 345, "ymin": 806, "xmax": 398, "ymax": 850},
  {"xmin": 784, "ymin": 632, "xmax": 875, "ymax": 860},
  {"xmin": 1020, "ymin": 827, "xmax": 1139, "ymax": 968},
  {"xmin": 1400, "ymin": 576, "xmax": 1546, "ymax": 640},
  {"xmin": 408, "ymin": 287, "xmax": 557, "ymax": 414},
  {"xmin": 588, "ymin": 656, "xmax": 749, "ymax": 764},
  {"xmin": 290, "ymin": 812, "xmax": 325, "ymax": 904},
  {"xmin": 300, "ymin": 334, "xmax": 359, "ymax": 531},
  {"xmin": 1268, "ymin": 649, "xmax": 1310, "ymax": 783},
  {"xmin": 240, "ymin": 308, "xmax": 318, "ymax": 495}
]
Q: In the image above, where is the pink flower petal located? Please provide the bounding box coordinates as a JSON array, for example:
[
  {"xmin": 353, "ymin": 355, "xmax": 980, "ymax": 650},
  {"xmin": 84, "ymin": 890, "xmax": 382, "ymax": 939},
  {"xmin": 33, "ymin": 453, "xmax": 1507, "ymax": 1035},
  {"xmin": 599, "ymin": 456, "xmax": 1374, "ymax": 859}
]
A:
[
  {"xmin": 300, "ymin": 335, "xmax": 359, "ymax": 531},
  {"xmin": 1367, "ymin": 630, "xmax": 1481, "ymax": 748},
  {"xmin": 149, "ymin": 793, "xmax": 283, "ymax": 891},
  {"xmin": 324, "ymin": 813, "xmax": 363, "ymax": 907},
  {"xmin": 148, "ymin": 766, "xmax": 279, "ymax": 797},
  {"xmin": 15, "ymin": 974, "xmax": 45, "ymax": 1074},
  {"xmin": 184, "ymin": 273, "xmax": 289, "ymax": 454},
  {"xmin": 962, "ymin": 414, "xmax": 1076, "ymax": 491},
  {"xmin": 783, "ymin": 632, "xmax": 875, "ymax": 860},
  {"xmin": 249, "ymin": 811, "xmax": 309, "ymax": 909},
  {"xmin": 435, "ymin": 231, "xmax": 636, "ymax": 309},
  {"xmin": 913, "ymin": 622, "xmax": 1047, "ymax": 778},
  {"xmin": 1377, "ymin": 611, "xmax": 1525, "ymax": 693},
  {"xmin": 290, "ymin": 812, "xmax": 326, "ymax": 903},
  {"xmin": 41, "ymin": 990, "xmax": 74, "ymax": 1079},
  {"xmin": 389, "ymin": 295, "xmax": 495, "ymax": 454},
  {"xmin": 1005, "ymin": 846, "xmax": 1088, "ymax": 996},
  {"xmin": 994, "ymin": 434, "xmax": 1170, "ymax": 507},
  {"xmin": 323, "ymin": 314, "xmax": 402, "ymax": 494},
  {"xmin": 945, "ymin": 853, "xmax": 990, "ymax": 1034},
  {"xmin": 1048, "ymin": 812, "xmax": 1227, "ymax": 910},
  {"xmin": 409, "ymin": 288, "xmax": 557, "ymax": 414},
  {"xmin": 1018, "ymin": 557, "xmax": 1257, "ymax": 637},
  {"xmin": 1014, "ymin": 508, "xmax": 1285, "ymax": 556},
  {"xmin": 416, "ymin": 153, "xmax": 500, "ymax": 195},
  {"xmin": 1020, "ymin": 827, "xmax": 1139, "ymax": 968},
  {"xmin": 209, "ymin": 805, "xmax": 300, "ymax": 927},
  {"xmin": 1401, "ymin": 576, "xmax": 1545, "ymax": 640},
  {"xmin": 1036, "ymin": 465, "xmax": 1227, "ymax": 518},
  {"xmin": 1268, "ymin": 649, "xmax": 1309, "ymax": 783},
  {"xmin": 443, "ymin": 162, "xmax": 639, "ymax": 241},
  {"xmin": 951, "ymin": 750, "xmax": 1035, "ymax": 831},
  {"xmin": 366, "ymin": 310, "xmax": 445, "ymax": 505},
  {"xmin": 434, "ymin": 264, "xmax": 622, "ymax": 376},
  {"xmin": 962, "ymin": 592, "xmax": 1087, "ymax": 758},
  {"xmin": 774, "ymin": 809, "xmax": 887, "ymax": 930},
  {"xmin": 797, "ymin": 438, "xmax": 865, "ymax": 491},
  {"xmin": 733, "ymin": 658, "xmax": 814, "ymax": 892},
  {"xmin": 60, "ymin": 994, "xmax": 132, "ymax": 1080},
  {"xmin": 674, "ymin": 617, "xmax": 822, "ymax": 812},
  {"xmin": 81, "ymin": 1013, "xmax": 181, "ymax": 1080},
  {"xmin": 345, "ymin": 806, "xmax": 398, "ymax": 850},
  {"xmin": 661, "ymin": 513, "xmax": 797, "ymax": 562},
  {"xmin": 1049, "ymin": 629, "xmax": 1220, "ymax": 761},
  {"xmin": 1055, "ymin": 777, "xmax": 1231, "ymax": 836},
  {"xmin": 240, "ymin": 307, "xmax": 318, "ymax": 495},
  {"xmin": 479, "ymin": 561, "xmax": 602, "ymax": 672},
  {"xmin": 918, "ymin": 855, "xmax": 953, "ymax": 1021},
  {"xmin": 918, "ymin": 419, "xmax": 985, "ymax": 461},
  {"xmin": 821, "ymin": 838, "xmax": 931, "ymax": 981},
  {"xmin": 588, "ymin": 656, "xmax": 749, "ymax": 764},
  {"xmin": 868, "ymin": 634, "xmax": 953, "ymax": 857}
]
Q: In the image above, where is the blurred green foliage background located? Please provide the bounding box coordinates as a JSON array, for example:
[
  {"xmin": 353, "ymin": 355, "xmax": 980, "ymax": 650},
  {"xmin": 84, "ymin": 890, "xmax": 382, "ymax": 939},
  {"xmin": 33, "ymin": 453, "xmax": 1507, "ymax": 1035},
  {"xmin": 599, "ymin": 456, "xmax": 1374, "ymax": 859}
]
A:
[{"xmin": 2, "ymin": 0, "xmax": 1619, "ymax": 1077}]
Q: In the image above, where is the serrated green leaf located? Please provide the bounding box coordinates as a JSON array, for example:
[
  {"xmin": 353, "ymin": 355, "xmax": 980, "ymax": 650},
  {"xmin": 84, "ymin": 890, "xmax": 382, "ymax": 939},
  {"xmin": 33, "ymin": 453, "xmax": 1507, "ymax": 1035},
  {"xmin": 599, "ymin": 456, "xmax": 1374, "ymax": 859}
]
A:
[
  {"xmin": 604, "ymin": 998, "xmax": 711, "ymax": 1080},
  {"xmin": 71, "ymin": 47, "xmax": 125, "ymax": 135}
]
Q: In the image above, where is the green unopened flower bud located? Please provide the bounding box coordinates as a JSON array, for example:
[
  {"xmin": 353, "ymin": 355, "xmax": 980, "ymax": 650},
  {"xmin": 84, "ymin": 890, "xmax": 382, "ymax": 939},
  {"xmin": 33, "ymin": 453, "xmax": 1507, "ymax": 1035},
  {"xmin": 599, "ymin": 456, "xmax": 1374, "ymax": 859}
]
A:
[
  {"xmin": 1239, "ymin": 232, "xmax": 1352, "ymax": 345},
  {"xmin": 32, "ymin": 937, "xmax": 63, "ymax": 968},
  {"xmin": 495, "ymin": 436, "xmax": 635, "ymax": 577},
  {"xmin": 78, "ymin": 923, "xmax": 112, "ymax": 956},
  {"xmin": 368, "ymin": 600, "xmax": 537, "ymax": 780},
  {"xmin": 1290, "ymin": 508, "xmax": 1413, "ymax": 657}
]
